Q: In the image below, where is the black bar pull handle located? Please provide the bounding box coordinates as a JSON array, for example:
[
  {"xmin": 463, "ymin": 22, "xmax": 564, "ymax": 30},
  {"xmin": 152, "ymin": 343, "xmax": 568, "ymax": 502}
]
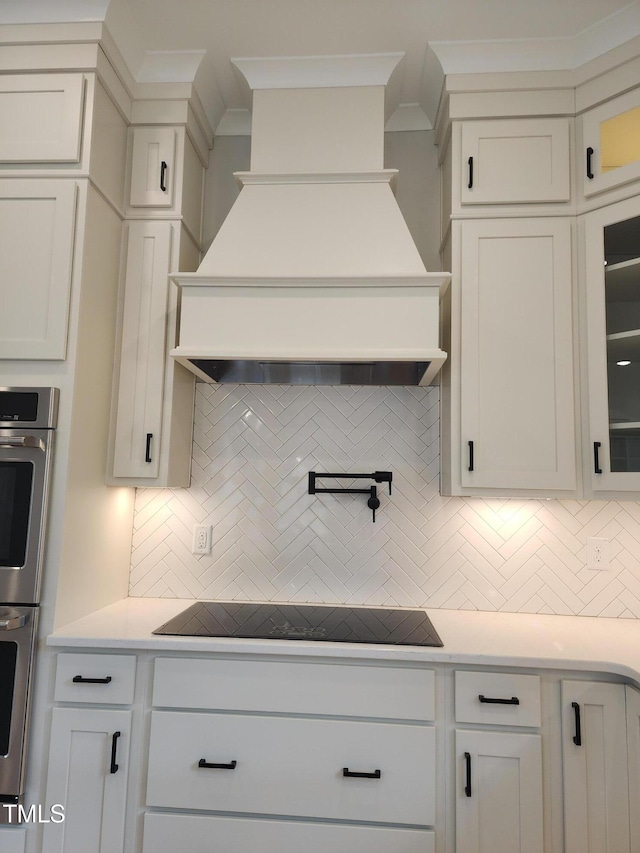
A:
[
  {"xmin": 572, "ymin": 702, "xmax": 582, "ymax": 746},
  {"xmin": 464, "ymin": 752, "xmax": 472, "ymax": 797},
  {"xmin": 160, "ymin": 160, "xmax": 168, "ymax": 192},
  {"xmin": 198, "ymin": 759, "xmax": 237, "ymax": 770},
  {"xmin": 479, "ymin": 694, "xmax": 520, "ymax": 705},
  {"xmin": 110, "ymin": 731, "xmax": 121, "ymax": 774},
  {"xmin": 73, "ymin": 675, "xmax": 112, "ymax": 684},
  {"xmin": 468, "ymin": 440, "xmax": 474, "ymax": 472},
  {"xmin": 586, "ymin": 147, "xmax": 594, "ymax": 180},
  {"xmin": 468, "ymin": 156, "xmax": 474, "ymax": 189},
  {"xmin": 145, "ymin": 433, "xmax": 153, "ymax": 464},
  {"xmin": 594, "ymin": 441, "xmax": 602, "ymax": 474},
  {"xmin": 343, "ymin": 768, "xmax": 381, "ymax": 779}
]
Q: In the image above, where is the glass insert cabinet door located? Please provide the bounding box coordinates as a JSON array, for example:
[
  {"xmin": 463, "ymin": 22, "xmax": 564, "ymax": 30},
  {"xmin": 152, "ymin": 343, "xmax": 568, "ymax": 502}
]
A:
[
  {"xmin": 584, "ymin": 197, "xmax": 640, "ymax": 492},
  {"xmin": 583, "ymin": 88, "xmax": 640, "ymax": 197}
]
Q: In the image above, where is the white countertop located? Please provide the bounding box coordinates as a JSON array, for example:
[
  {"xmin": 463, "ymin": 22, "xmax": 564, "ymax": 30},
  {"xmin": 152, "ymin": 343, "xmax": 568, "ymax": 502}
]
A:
[{"xmin": 47, "ymin": 597, "xmax": 640, "ymax": 683}]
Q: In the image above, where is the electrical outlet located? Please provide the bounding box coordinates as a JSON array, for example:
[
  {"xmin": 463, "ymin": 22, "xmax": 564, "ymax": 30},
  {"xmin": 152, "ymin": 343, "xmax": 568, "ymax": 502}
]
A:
[
  {"xmin": 587, "ymin": 537, "xmax": 610, "ymax": 570},
  {"xmin": 192, "ymin": 524, "xmax": 212, "ymax": 555}
]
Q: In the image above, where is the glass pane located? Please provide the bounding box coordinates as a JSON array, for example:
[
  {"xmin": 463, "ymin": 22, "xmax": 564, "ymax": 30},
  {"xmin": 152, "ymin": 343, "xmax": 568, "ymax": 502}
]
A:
[
  {"xmin": 0, "ymin": 642, "xmax": 17, "ymax": 756},
  {"xmin": 604, "ymin": 215, "xmax": 640, "ymax": 471},
  {"xmin": 0, "ymin": 462, "xmax": 33, "ymax": 567},
  {"xmin": 600, "ymin": 106, "xmax": 640, "ymax": 173}
]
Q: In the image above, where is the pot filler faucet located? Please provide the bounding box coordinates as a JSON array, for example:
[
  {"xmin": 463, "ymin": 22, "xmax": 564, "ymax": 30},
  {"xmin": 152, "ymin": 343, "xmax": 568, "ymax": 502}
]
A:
[{"xmin": 308, "ymin": 472, "xmax": 392, "ymax": 522}]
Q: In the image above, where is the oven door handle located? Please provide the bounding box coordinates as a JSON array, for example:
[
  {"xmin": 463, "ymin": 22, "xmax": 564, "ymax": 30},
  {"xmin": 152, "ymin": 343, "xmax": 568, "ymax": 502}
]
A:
[
  {"xmin": 0, "ymin": 436, "xmax": 45, "ymax": 451},
  {"xmin": 0, "ymin": 614, "xmax": 27, "ymax": 630}
]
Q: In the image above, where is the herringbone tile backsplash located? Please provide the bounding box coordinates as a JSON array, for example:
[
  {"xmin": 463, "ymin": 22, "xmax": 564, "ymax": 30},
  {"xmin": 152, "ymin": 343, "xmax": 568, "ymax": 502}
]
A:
[{"xmin": 130, "ymin": 384, "xmax": 640, "ymax": 616}]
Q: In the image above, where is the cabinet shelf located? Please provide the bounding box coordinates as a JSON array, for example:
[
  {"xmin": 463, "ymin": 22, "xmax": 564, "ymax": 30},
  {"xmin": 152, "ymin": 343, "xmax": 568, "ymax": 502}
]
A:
[
  {"xmin": 606, "ymin": 257, "xmax": 640, "ymax": 301},
  {"xmin": 610, "ymin": 422, "xmax": 640, "ymax": 434},
  {"xmin": 606, "ymin": 329, "xmax": 640, "ymax": 361}
]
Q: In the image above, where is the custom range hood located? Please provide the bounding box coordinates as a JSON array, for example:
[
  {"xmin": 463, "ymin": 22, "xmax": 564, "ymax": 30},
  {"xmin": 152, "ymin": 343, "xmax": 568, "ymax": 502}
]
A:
[{"xmin": 171, "ymin": 54, "xmax": 450, "ymax": 386}]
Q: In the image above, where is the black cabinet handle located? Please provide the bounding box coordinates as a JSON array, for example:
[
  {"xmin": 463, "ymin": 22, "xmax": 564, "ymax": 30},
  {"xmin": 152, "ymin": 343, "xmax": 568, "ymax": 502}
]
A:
[
  {"xmin": 464, "ymin": 752, "xmax": 472, "ymax": 797},
  {"xmin": 468, "ymin": 440, "xmax": 474, "ymax": 472},
  {"xmin": 468, "ymin": 156, "xmax": 474, "ymax": 189},
  {"xmin": 594, "ymin": 441, "xmax": 602, "ymax": 474},
  {"xmin": 479, "ymin": 694, "xmax": 520, "ymax": 705},
  {"xmin": 72, "ymin": 675, "xmax": 112, "ymax": 684},
  {"xmin": 586, "ymin": 147, "xmax": 594, "ymax": 180},
  {"xmin": 145, "ymin": 433, "xmax": 153, "ymax": 464},
  {"xmin": 198, "ymin": 759, "xmax": 237, "ymax": 770},
  {"xmin": 572, "ymin": 701, "xmax": 582, "ymax": 746},
  {"xmin": 343, "ymin": 768, "xmax": 381, "ymax": 779},
  {"xmin": 110, "ymin": 731, "xmax": 120, "ymax": 774},
  {"xmin": 160, "ymin": 160, "xmax": 168, "ymax": 192}
]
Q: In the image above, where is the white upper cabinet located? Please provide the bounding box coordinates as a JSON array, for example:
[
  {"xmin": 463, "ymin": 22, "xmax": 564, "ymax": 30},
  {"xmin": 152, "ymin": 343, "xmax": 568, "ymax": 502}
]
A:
[
  {"xmin": 129, "ymin": 127, "xmax": 176, "ymax": 208},
  {"xmin": 582, "ymin": 87, "xmax": 640, "ymax": 198},
  {"xmin": 458, "ymin": 217, "xmax": 575, "ymax": 492},
  {"xmin": 582, "ymin": 195, "xmax": 640, "ymax": 493},
  {"xmin": 460, "ymin": 118, "xmax": 571, "ymax": 206},
  {"xmin": 0, "ymin": 180, "xmax": 76, "ymax": 360},
  {"xmin": 0, "ymin": 74, "xmax": 84, "ymax": 163}
]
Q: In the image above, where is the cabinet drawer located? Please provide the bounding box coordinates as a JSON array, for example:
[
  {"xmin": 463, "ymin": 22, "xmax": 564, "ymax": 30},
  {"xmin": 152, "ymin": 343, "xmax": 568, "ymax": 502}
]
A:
[
  {"xmin": 54, "ymin": 653, "xmax": 136, "ymax": 704},
  {"xmin": 129, "ymin": 127, "xmax": 176, "ymax": 207},
  {"xmin": 455, "ymin": 671, "xmax": 541, "ymax": 727},
  {"xmin": 143, "ymin": 812, "xmax": 435, "ymax": 853},
  {"xmin": 0, "ymin": 74, "xmax": 84, "ymax": 163},
  {"xmin": 146, "ymin": 711, "xmax": 435, "ymax": 825},
  {"xmin": 153, "ymin": 657, "xmax": 434, "ymax": 720}
]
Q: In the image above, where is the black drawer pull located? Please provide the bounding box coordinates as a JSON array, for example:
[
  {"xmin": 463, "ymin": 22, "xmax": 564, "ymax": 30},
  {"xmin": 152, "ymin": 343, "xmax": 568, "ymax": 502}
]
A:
[
  {"xmin": 343, "ymin": 768, "xmax": 381, "ymax": 779},
  {"xmin": 145, "ymin": 432, "xmax": 153, "ymax": 464},
  {"xmin": 479, "ymin": 694, "xmax": 520, "ymax": 705},
  {"xmin": 594, "ymin": 441, "xmax": 602, "ymax": 474},
  {"xmin": 572, "ymin": 701, "xmax": 582, "ymax": 746},
  {"xmin": 468, "ymin": 440, "xmax": 474, "ymax": 472},
  {"xmin": 586, "ymin": 147, "xmax": 594, "ymax": 180},
  {"xmin": 198, "ymin": 759, "xmax": 237, "ymax": 770},
  {"xmin": 160, "ymin": 160, "xmax": 168, "ymax": 192},
  {"xmin": 464, "ymin": 752, "xmax": 472, "ymax": 797},
  {"xmin": 468, "ymin": 156, "xmax": 474, "ymax": 189},
  {"xmin": 72, "ymin": 675, "xmax": 112, "ymax": 684},
  {"xmin": 110, "ymin": 731, "xmax": 120, "ymax": 774}
]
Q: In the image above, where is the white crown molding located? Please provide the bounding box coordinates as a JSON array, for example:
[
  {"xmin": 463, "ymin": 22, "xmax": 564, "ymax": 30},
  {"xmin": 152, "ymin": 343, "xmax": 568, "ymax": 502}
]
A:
[
  {"xmin": 429, "ymin": 0, "xmax": 640, "ymax": 75},
  {"xmin": 385, "ymin": 104, "xmax": 432, "ymax": 132},
  {"xmin": 231, "ymin": 53, "xmax": 405, "ymax": 91}
]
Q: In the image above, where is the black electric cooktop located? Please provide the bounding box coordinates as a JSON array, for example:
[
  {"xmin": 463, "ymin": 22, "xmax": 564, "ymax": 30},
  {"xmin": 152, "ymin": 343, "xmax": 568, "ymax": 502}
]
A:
[{"xmin": 153, "ymin": 601, "xmax": 443, "ymax": 647}]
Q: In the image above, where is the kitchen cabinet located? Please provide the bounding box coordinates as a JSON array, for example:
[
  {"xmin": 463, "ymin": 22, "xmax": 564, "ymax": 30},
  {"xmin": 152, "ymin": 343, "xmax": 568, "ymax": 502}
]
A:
[
  {"xmin": 582, "ymin": 195, "xmax": 640, "ymax": 493},
  {"xmin": 460, "ymin": 118, "xmax": 571, "ymax": 206},
  {"xmin": 454, "ymin": 670, "xmax": 544, "ymax": 853},
  {"xmin": 582, "ymin": 86, "xmax": 640, "ymax": 198},
  {"xmin": 561, "ymin": 679, "xmax": 630, "ymax": 853},
  {"xmin": 42, "ymin": 653, "xmax": 136, "ymax": 853},
  {"xmin": 445, "ymin": 216, "xmax": 575, "ymax": 494},
  {"xmin": 109, "ymin": 121, "xmax": 205, "ymax": 487},
  {"xmin": 144, "ymin": 656, "xmax": 437, "ymax": 852},
  {"xmin": 129, "ymin": 127, "xmax": 176, "ymax": 208},
  {"xmin": 626, "ymin": 685, "xmax": 640, "ymax": 851},
  {"xmin": 0, "ymin": 180, "xmax": 76, "ymax": 360}
]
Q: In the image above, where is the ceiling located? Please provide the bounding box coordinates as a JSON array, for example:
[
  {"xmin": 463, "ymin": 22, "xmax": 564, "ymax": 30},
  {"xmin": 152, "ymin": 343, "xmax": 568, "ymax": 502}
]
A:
[{"xmin": 5, "ymin": 0, "xmax": 640, "ymax": 131}]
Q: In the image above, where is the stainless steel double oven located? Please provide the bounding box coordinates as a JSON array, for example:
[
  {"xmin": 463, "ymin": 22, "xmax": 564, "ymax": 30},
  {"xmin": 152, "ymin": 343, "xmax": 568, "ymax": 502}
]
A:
[{"xmin": 0, "ymin": 387, "xmax": 58, "ymax": 819}]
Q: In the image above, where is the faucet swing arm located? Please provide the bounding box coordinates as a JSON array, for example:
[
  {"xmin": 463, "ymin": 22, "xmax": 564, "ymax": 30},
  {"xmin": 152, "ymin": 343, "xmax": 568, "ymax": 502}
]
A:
[{"xmin": 307, "ymin": 471, "xmax": 392, "ymax": 522}]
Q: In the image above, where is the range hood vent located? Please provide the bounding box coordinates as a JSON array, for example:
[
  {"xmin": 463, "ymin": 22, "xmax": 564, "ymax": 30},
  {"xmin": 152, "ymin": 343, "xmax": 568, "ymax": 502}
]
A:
[{"xmin": 171, "ymin": 54, "xmax": 450, "ymax": 386}]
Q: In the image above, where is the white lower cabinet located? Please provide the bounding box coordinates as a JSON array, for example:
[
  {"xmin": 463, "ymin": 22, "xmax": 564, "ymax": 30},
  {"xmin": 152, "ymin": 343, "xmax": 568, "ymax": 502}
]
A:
[
  {"xmin": 455, "ymin": 730, "xmax": 543, "ymax": 853},
  {"xmin": 561, "ymin": 680, "xmax": 630, "ymax": 853},
  {"xmin": 42, "ymin": 707, "xmax": 131, "ymax": 853}
]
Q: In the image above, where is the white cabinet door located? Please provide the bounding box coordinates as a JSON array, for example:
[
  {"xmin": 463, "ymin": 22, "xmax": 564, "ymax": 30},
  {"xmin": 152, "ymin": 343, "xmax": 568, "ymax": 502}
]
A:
[
  {"xmin": 561, "ymin": 680, "xmax": 630, "ymax": 853},
  {"xmin": 42, "ymin": 708, "xmax": 131, "ymax": 853},
  {"xmin": 0, "ymin": 180, "xmax": 76, "ymax": 359},
  {"xmin": 583, "ymin": 195, "xmax": 640, "ymax": 493},
  {"xmin": 455, "ymin": 730, "xmax": 543, "ymax": 853},
  {"xmin": 582, "ymin": 87, "xmax": 640, "ymax": 197},
  {"xmin": 112, "ymin": 221, "xmax": 172, "ymax": 479},
  {"xmin": 461, "ymin": 118, "xmax": 571, "ymax": 205},
  {"xmin": 129, "ymin": 127, "xmax": 176, "ymax": 208},
  {"xmin": 626, "ymin": 685, "xmax": 640, "ymax": 853},
  {"xmin": 460, "ymin": 217, "xmax": 575, "ymax": 490}
]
